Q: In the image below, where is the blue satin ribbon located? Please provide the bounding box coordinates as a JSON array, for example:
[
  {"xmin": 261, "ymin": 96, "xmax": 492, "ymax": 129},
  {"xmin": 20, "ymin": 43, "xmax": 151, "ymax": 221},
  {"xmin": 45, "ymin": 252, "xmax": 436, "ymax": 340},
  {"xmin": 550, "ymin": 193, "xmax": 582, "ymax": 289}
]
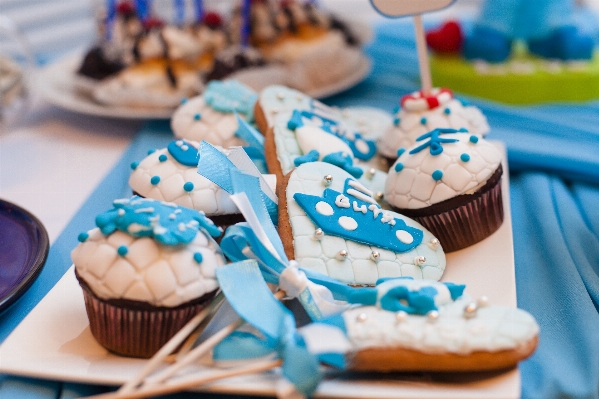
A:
[
  {"xmin": 215, "ymin": 261, "xmax": 325, "ymax": 396},
  {"xmin": 234, "ymin": 113, "xmax": 265, "ymax": 152},
  {"xmin": 196, "ymin": 141, "xmax": 278, "ymax": 223}
]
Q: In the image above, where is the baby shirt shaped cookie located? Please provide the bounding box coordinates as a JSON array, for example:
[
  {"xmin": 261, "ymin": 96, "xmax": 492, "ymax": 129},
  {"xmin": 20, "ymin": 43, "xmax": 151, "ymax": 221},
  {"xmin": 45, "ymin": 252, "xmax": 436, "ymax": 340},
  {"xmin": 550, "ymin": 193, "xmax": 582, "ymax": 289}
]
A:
[
  {"xmin": 385, "ymin": 129, "xmax": 503, "ymax": 252},
  {"xmin": 129, "ymin": 139, "xmax": 245, "ymax": 227},
  {"xmin": 71, "ymin": 197, "xmax": 225, "ymax": 358},
  {"xmin": 171, "ymin": 79, "xmax": 258, "ymax": 147},
  {"xmin": 377, "ymin": 88, "xmax": 489, "ymax": 162},
  {"xmin": 312, "ymin": 278, "xmax": 539, "ymax": 372},
  {"xmin": 279, "ymin": 162, "xmax": 445, "ymax": 286}
]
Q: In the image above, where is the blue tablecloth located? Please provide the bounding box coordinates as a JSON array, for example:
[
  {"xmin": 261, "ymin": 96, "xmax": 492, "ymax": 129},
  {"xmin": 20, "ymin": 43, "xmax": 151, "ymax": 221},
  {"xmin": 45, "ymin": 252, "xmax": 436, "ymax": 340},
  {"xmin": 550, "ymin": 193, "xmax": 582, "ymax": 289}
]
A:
[{"xmin": 2, "ymin": 20, "xmax": 599, "ymax": 399}]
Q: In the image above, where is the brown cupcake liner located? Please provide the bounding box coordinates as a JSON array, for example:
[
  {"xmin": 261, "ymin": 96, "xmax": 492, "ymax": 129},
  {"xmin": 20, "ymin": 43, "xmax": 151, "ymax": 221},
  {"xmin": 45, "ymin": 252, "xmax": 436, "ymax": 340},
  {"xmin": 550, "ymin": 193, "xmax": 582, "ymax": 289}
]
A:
[
  {"xmin": 77, "ymin": 274, "xmax": 214, "ymax": 358},
  {"xmin": 395, "ymin": 167, "xmax": 504, "ymax": 253}
]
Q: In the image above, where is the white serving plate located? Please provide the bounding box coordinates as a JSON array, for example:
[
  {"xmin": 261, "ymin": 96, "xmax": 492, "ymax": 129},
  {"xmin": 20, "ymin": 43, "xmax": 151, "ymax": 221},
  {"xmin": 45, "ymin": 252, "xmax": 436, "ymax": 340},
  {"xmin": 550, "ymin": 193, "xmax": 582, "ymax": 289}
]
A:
[{"xmin": 0, "ymin": 144, "xmax": 518, "ymax": 399}]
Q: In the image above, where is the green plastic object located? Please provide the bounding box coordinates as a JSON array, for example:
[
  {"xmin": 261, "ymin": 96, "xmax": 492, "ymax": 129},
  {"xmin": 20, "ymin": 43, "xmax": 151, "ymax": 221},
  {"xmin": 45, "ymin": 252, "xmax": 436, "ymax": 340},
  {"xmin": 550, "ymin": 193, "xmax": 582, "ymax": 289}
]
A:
[{"xmin": 430, "ymin": 47, "xmax": 599, "ymax": 104}]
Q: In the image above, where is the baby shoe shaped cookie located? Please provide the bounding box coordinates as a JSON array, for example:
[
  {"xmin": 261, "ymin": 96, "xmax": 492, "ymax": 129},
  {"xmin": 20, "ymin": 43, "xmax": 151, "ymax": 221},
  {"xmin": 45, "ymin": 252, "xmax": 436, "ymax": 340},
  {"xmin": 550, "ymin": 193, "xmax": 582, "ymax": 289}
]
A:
[
  {"xmin": 377, "ymin": 88, "xmax": 489, "ymax": 161},
  {"xmin": 314, "ymin": 278, "xmax": 539, "ymax": 372},
  {"xmin": 171, "ymin": 80, "xmax": 258, "ymax": 147},
  {"xmin": 279, "ymin": 162, "xmax": 446, "ymax": 286}
]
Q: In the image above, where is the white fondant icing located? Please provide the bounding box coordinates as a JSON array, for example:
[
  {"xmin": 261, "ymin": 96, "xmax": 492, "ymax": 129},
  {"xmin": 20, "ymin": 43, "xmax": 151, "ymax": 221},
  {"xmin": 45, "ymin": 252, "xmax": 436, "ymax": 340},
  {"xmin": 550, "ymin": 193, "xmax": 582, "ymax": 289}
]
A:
[
  {"xmin": 338, "ymin": 216, "xmax": 358, "ymax": 231},
  {"xmin": 396, "ymin": 230, "xmax": 414, "ymax": 244},
  {"xmin": 72, "ymin": 228, "xmax": 225, "ymax": 307},
  {"xmin": 315, "ymin": 201, "xmax": 334, "ymax": 216},
  {"xmin": 296, "ymin": 125, "xmax": 353, "ymax": 160},
  {"xmin": 287, "ymin": 162, "xmax": 446, "ymax": 285}
]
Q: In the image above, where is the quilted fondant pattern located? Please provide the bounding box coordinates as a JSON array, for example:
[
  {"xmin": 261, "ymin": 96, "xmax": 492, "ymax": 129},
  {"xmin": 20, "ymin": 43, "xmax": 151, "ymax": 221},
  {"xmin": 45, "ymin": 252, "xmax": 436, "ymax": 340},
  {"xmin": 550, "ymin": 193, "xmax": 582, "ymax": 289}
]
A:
[
  {"xmin": 286, "ymin": 163, "xmax": 446, "ymax": 285},
  {"xmin": 385, "ymin": 133, "xmax": 502, "ymax": 210},
  {"xmin": 72, "ymin": 228, "xmax": 224, "ymax": 307}
]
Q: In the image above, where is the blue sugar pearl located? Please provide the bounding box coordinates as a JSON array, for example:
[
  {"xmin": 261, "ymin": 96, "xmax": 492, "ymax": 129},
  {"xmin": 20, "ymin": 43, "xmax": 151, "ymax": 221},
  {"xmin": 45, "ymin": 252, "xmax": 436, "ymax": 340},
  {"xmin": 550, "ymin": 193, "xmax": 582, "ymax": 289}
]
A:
[
  {"xmin": 469, "ymin": 135, "xmax": 479, "ymax": 144},
  {"xmin": 392, "ymin": 105, "xmax": 400, "ymax": 113},
  {"xmin": 393, "ymin": 117, "xmax": 401, "ymax": 126},
  {"xmin": 460, "ymin": 153, "xmax": 471, "ymax": 162},
  {"xmin": 147, "ymin": 149, "xmax": 156, "ymax": 155},
  {"xmin": 117, "ymin": 245, "xmax": 128, "ymax": 257},
  {"xmin": 183, "ymin": 182, "xmax": 194, "ymax": 192},
  {"xmin": 151, "ymin": 176, "xmax": 161, "ymax": 185},
  {"xmin": 444, "ymin": 108, "xmax": 451, "ymax": 115},
  {"xmin": 396, "ymin": 148, "xmax": 405, "ymax": 157},
  {"xmin": 130, "ymin": 161, "xmax": 139, "ymax": 170},
  {"xmin": 158, "ymin": 154, "xmax": 168, "ymax": 162},
  {"xmin": 194, "ymin": 113, "xmax": 201, "ymax": 120},
  {"xmin": 181, "ymin": 98, "xmax": 188, "ymax": 104},
  {"xmin": 432, "ymin": 170, "xmax": 443, "ymax": 181},
  {"xmin": 77, "ymin": 232, "xmax": 89, "ymax": 242},
  {"xmin": 193, "ymin": 252, "xmax": 203, "ymax": 263},
  {"xmin": 395, "ymin": 163, "xmax": 404, "ymax": 172},
  {"xmin": 420, "ymin": 117, "xmax": 427, "ymax": 125}
]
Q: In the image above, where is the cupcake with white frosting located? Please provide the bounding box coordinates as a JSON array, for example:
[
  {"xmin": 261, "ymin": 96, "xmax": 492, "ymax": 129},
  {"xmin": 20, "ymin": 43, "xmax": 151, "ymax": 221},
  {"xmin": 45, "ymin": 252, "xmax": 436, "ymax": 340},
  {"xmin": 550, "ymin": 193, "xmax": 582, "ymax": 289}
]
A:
[
  {"xmin": 384, "ymin": 128, "xmax": 503, "ymax": 252},
  {"xmin": 71, "ymin": 197, "xmax": 225, "ymax": 358},
  {"xmin": 377, "ymin": 88, "xmax": 489, "ymax": 162}
]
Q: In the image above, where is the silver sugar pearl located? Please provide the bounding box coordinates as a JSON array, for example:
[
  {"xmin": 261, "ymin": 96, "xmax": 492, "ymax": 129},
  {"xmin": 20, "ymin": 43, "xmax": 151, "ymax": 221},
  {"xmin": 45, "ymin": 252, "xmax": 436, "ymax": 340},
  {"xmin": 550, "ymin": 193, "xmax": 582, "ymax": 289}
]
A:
[
  {"xmin": 477, "ymin": 296, "xmax": 490, "ymax": 308},
  {"xmin": 463, "ymin": 302, "xmax": 478, "ymax": 319},
  {"xmin": 277, "ymin": 92, "xmax": 285, "ymax": 100},
  {"xmin": 314, "ymin": 228, "xmax": 324, "ymax": 240},
  {"xmin": 414, "ymin": 256, "xmax": 427, "ymax": 266},
  {"xmin": 371, "ymin": 251, "xmax": 380, "ymax": 262},
  {"xmin": 296, "ymin": 94, "xmax": 303, "ymax": 100},
  {"xmin": 427, "ymin": 310, "xmax": 440, "ymax": 322},
  {"xmin": 356, "ymin": 313, "xmax": 368, "ymax": 323},
  {"xmin": 323, "ymin": 175, "xmax": 333, "ymax": 186},
  {"xmin": 342, "ymin": 109, "xmax": 350, "ymax": 117},
  {"xmin": 375, "ymin": 192, "xmax": 384, "ymax": 201},
  {"xmin": 336, "ymin": 249, "xmax": 348, "ymax": 260},
  {"xmin": 395, "ymin": 310, "xmax": 408, "ymax": 323},
  {"xmin": 368, "ymin": 168, "xmax": 377, "ymax": 179},
  {"xmin": 428, "ymin": 238, "xmax": 440, "ymax": 250},
  {"xmin": 272, "ymin": 108, "xmax": 279, "ymax": 114}
]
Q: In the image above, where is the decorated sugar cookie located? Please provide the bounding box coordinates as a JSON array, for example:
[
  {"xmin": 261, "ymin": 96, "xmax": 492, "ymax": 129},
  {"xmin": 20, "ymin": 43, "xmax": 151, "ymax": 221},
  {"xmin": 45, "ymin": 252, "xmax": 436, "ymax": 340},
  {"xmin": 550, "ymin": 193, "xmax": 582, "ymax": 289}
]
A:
[
  {"xmin": 171, "ymin": 79, "xmax": 258, "ymax": 147},
  {"xmin": 71, "ymin": 197, "xmax": 225, "ymax": 358},
  {"xmin": 385, "ymin": 128, "xmax": 503, "ymax": 252},
  {"xmin": 377, "ymin": 88, "xmax": 489, "ymax": 161},
  {"xmin": 279, "ymin": 162, "xmax": 446, "ymax": 286}
]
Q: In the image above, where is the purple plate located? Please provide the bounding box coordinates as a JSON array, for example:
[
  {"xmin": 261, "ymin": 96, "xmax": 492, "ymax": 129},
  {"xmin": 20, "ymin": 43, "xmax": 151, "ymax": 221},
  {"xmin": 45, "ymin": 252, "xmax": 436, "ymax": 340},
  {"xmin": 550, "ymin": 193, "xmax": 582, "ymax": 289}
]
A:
[{"xmin": 0, "ymin": 199, "xmax": 49, "ymax": 312}]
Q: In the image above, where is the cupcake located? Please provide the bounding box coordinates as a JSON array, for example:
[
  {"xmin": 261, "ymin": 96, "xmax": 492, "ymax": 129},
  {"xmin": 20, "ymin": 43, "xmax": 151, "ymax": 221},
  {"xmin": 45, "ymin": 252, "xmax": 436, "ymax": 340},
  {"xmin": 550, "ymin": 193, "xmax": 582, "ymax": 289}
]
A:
[
  {"xmin": 384, "ymin": 128, "xmax": 503, "ymax": 252},
  {"xmin": 129, "ymin": 139, "xmax": 249, "ymax": 229},
  {"xmin": 71, "ymin": 197, "xmax": 225, "ymax": 358},
  {"xmin": 377, "ymin": 88, "xmax": 489, "ymax": 163}
]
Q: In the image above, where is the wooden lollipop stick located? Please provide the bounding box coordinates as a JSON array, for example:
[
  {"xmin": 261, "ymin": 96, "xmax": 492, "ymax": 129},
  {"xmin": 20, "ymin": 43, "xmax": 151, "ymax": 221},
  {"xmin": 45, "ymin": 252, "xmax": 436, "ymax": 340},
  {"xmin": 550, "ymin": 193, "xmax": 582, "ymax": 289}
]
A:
[
  {"xmin": 413, "ymin": 14, "xmax": 433, "ymax": 95},
  {"xmin": 85, "ymin": 359, "xmax": 282, "ymax": 399},
  {"xmin": 117, "ymin": 291, "xmax": 225, "ymax": 394}
]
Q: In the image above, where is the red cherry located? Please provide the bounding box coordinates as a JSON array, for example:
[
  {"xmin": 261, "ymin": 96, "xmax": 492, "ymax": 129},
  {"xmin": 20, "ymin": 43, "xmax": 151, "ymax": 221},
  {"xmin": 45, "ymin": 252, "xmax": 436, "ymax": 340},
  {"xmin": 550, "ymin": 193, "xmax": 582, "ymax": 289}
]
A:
[
  {"xmin": 425, "ymin": 21, "xmax": 463, "ymax": 54},
  {"xmin": 143, "ymin": 17, "xmax": 164, "ymax": 29},
  {"xmin": 117, "ymin": 1, "xmax": 134, "ymax": 14},
  {"xmin": 203, "ymin": 12, "xmax": 223, "ymax": 28}
]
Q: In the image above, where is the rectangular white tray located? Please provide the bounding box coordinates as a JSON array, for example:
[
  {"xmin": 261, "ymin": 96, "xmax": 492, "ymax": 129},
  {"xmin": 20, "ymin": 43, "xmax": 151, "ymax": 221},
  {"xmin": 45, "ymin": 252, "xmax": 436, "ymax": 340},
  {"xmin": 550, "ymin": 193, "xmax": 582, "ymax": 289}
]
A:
[{"xmin": 0, "ymin": 143, "xmax": 518, "ymax": 399}]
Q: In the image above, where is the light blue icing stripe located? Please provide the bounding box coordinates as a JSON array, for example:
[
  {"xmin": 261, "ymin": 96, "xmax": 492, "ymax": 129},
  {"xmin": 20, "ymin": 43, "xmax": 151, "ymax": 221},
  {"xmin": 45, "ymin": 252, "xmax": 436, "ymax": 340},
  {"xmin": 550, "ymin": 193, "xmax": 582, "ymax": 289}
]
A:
[{"xmin": 203, "ymin": 80, "xmax": 258, "ymax": 122}]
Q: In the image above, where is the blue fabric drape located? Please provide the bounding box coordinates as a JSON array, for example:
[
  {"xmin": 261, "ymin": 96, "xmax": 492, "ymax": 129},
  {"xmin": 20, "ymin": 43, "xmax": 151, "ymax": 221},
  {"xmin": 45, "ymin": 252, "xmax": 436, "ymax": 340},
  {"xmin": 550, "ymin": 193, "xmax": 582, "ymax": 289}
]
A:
[{"xmin": 1, "ymin": 20, "xmax": 599, "ymax": 398}]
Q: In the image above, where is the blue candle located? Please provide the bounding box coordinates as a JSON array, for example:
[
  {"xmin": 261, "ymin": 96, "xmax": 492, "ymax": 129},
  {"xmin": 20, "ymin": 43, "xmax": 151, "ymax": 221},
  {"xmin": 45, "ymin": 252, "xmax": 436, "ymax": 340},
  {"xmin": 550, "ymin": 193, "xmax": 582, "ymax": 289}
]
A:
[
  {"xmin": 135, "ymin": 0, "xmax": 150, "ymax": 22},
  {"xmin": 241, "ymin": 0, "xmax": 251, "ymax": 47},
  {"xmin": 174, "ymin": 0, "xmax": 184, "ymax": 25},
  {"xmin": 194, "ymin": 0, "xmax": 204, "ymax": 22},
  {"xmin": 105, "ymin": 0, "xmax": 117, "ymax": 40}
]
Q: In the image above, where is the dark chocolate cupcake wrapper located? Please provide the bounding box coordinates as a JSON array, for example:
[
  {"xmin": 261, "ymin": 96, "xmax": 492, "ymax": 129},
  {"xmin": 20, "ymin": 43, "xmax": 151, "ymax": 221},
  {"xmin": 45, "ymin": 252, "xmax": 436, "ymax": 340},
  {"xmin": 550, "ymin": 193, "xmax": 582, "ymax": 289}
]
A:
[
  {"xmin": 395, "ymin": 167, "xmax": 504, "ymax": 253},
  {"xmin": 78, "ymin": 274, "xmax": 213, "ymax": 358}
]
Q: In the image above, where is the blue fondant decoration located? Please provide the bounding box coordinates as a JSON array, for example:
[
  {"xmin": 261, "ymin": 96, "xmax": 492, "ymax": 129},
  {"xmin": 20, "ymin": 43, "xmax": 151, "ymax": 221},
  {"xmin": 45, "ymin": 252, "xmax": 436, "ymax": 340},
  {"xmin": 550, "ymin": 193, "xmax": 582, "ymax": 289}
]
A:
[
  {"xmin": 379, "ymin": 285, "xmax": 438, "ymax": 314},
  {"xmin": 293, "ymin": 178, "xmax": 424, "ymax": 253},
  {"xmin": 318, "ymin": 313, "xmax": 348, "ymax": 334},
  {"xmin": 444, "ymin": 282, "xmax": 466, "ymax": 300},
  {"xmin": 203, "ymin": 80, "xmax": 258, "ymax": 121},
  {"xmin": 130, "ymin": 161, "xmax": 139, "ymax": 170},
  {"xmin": 397, "ymin": 148, "xmax": 405, "ymax": 157},
  {"xmin": 193, "ymin": 252, "xmax": 203, "ymax": 263},
  {"xmin": 347, "ymin": 287, "xmax": 378, "ymax": 305},
  {"xmin": 395, "ymin": 162, "xmax": 404, "ymax": 172},
  {"xmin": 183, "ymin": 182, "xmax": 194, "ymax": 192},
  {"xmin": 167, "ymin": 140, "xmax": 200, "ymax": 167},
  {"xmin": 420, "ymin": 117, "xmax": 427, "ymax": 125},
  {"xmin": 95, "ymin": 196, "xmax": 221, "ymax": 245},
  {"xmin": 150, "ymin": 176, "xmax": 160, "ymax": 185},
  {"xmin": 461, "ymin": 153, "xmax": 471, "ymax": 162},
  {"xmin": 194, "ymin": 113, "xmax": 201, "ymax": 120},
  {"xmin": 432, "ymin": 170, "xmax": 443, "ymax": 181},
  {"xmin": 321, "ymin": 152, "xmax": 363, "ymax": 178},
  {"xmin": 147, "ymin": 149, "xmax": 156, "ymax": 155},
  {"xmin": 294, "ymin": 150, "xmax": 320, "ymax": 167},
  {"xmin": 410, "ymin": 128, "xmax": 467, "ymax": 156},
  {"xmin": 234, "ymin": 113, "xmax": 264, "ymax": 151},
  {"xmin": 77, "ymin": 232, "xmax": 89, "ymax": 243},
  {"xmin": 444, "ymin": 107, "xmax": 451, "ymax": 115},
  {"xmin": 375, "ymin": 276, "xmax": 414, "ymax": 285},
  {"xmin": 393, "ymin": 117, "xmax": 400, "ymax": 126},
  {"xmin": 470, "ymin": 135, "xmax": 479, "ymax": 143},
  {"xmin": 180, "ymin": 98, "xmax": 188, "ymax": 104},
  {"xmin": 287, "ymin": 110, "xmax": 377, "ymax": 161},
  {"xmin": 158, "ymin": 154, "xmax": 167, "ymax": 162},
  {"xmin": 117, "ymin": 245, "xmax": 128, "ymax": 256}
]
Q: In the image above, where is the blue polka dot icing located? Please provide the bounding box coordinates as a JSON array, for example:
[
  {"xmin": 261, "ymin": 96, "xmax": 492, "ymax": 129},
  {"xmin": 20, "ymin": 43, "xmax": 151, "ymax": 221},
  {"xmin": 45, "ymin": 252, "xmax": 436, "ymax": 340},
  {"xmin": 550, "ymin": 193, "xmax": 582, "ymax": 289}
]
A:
[
  {"xmin": 194, "ymin": 113, "xmax": 201, "ymax": 120},
  {"xmin": 460, "ymin": 153, "xmax": 471, "ymax": 162},
  {"xmin": 117, "ymin": 245, "xmax": 128, "ymax": 256},
  {"xmin": 167, "ymin": 140, "xmax": 200, "ymax": 167},
  {"xmin": 183, "ymin": 182, "xmax": 194, "ymax": 192},
  {"xmin": 393, "ymin": 117, "xmax": 400, "ymax": 126},
  {"xmin": 420, "ymin": 117, "xmax": 427, "ymax": 125},
  {"xmin": 193, "ymin": 252, "xmax": 203, "ymax": 263},
  {"xmin": 158, "ymin": 154, "xmax": 168, "ymax": 162},
  {"xmin": 180, "ymin": 98, "xmax": 188, "ymax": 104},
  {"xmin": 444, "ymin": 107, "xmax": 451, "ymax": 115},
  {"xmin": 469, "ymin": 135, "xmax": 479, "ymax": 143},
  {"xmin": 203, "ymin": 80, "xmax": 258, "ymax": 121},
  {"xmin": 432, "ymin": 170, "xmax": 443, "ymax": 181},
  {"xmin": 395, "ymin": 163, "xmax": 404, "ymax": 172},
  {"xmin": 396, "ymin": 148, "xmax": 405, "ymax": 157},
  {"xmin": 95, "ymin": 196, "xmax": 221, "ymax": 245},
  {"xmin": 151, "ymin": 176, "xmax": 161, "ymax": 185},
  {"xmin": 147, "ymin": 149, "xmax": 156, "ymax": 155},
  {"xmin": 78, "ymin": 232, "xmax": 89, "ymax": 242},
  {"xmin": 130, "ymin": 161, "xmax": 139, "ymax": 170}
]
